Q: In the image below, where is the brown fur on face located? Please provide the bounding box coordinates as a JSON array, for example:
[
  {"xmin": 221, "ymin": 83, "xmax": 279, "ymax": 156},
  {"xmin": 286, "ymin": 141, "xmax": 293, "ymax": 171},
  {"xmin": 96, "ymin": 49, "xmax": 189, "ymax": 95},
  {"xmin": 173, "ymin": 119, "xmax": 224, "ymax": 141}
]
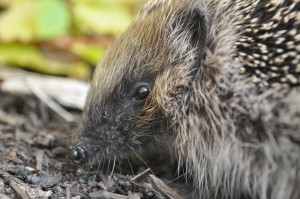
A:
[{"xmin": 71, "ymin": 0, "xmax": 300, "ymax": 198}]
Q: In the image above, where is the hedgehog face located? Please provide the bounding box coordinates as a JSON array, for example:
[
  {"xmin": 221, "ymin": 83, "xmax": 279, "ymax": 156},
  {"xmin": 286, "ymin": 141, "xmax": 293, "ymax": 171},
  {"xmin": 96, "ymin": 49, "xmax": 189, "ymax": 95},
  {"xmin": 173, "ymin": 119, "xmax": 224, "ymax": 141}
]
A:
[
  {"xmin": 70, "ymin": 58, "xmax": 172, "ymax": 165},
  {"xmin": 69, "ymin": 40, "xmax": 167, "ymax": 165},
  {"xmin": 70, "ymin": 80, "xmax": 161, "ymax": 164},
  {"xmin": 70, "ymin": 0, "xmax": 209, "ymax": 166}
]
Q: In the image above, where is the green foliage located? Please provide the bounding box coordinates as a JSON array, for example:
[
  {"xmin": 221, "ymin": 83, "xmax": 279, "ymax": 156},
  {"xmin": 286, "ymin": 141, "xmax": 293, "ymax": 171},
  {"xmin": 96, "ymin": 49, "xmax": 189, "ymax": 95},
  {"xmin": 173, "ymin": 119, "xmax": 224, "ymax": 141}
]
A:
[
  {"xmin": 71, "ymin": 44, "xmax": 105, "ymax": 65},
  {"xmin": 37, "ymin": 0, "xmax": 71, "ymax": 40},
  {"xmin": 73, "ymin": 0, "xmax": 132, "ymax": 36},
  {"xmin": 0, "ymin": 44, "xmax": 90, "ymax": 79},
  {"xmin": 0, "ymin": 0, "xmax": 144, "ymax": 80}
]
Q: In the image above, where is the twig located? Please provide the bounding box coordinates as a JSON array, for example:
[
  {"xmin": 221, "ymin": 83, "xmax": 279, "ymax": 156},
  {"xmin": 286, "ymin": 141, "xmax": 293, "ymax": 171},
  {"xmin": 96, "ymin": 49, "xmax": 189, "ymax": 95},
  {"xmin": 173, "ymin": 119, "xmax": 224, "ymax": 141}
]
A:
[
  {"xmin": 0, "ymin": 167, "xmax": 52, "ymax": 198},
  {"xmin": 146, "ymin": 175, "xmax": 184, "ymax": 199},
  {"xmin": 89, "ymin": 190, "xmax": 128, "ymax": 199},
  {"xmin": 131, "ymin": 168, "xmax": 151, "ymax": 181},
  {"xmin": 35, "ymin": 150, "xmax": 44, "ymax": 171},
  {"xmin": 26, "ymin": 79, "xmax": 75, "ymax": 122},
  {"xmin": 0, "ymin": 67, "xmax": 88, "ymax": 110},
  {"xmin": 66, "ymin": 186, "xmax": 70, "ymax": 199},
  {"xmin": 0, "ymin": 193, "xmax": 12, "ymax": 199},
  {"xmin": 9, "ymin": 180, "xmax": 30, "ymax": 199},
  {"xmin": 0, "ymin": 168, "xmax": 29, "ymax": 199}
]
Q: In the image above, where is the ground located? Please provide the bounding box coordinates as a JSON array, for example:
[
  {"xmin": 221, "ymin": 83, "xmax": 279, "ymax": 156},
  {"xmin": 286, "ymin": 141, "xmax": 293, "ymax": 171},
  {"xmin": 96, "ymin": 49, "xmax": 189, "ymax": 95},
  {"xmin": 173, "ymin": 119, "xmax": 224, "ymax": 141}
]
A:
[{"xmin": 0, "ymin": 92, "xmax": 183, "ymax": 199}]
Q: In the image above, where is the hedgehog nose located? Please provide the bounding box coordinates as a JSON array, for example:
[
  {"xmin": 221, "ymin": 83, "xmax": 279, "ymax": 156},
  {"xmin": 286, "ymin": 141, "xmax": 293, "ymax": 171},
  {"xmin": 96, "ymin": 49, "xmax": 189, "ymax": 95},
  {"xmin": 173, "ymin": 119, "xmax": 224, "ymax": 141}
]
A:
[{"xmin": 70, "ymin": 145, "xmax": 87, "ymax": 165}]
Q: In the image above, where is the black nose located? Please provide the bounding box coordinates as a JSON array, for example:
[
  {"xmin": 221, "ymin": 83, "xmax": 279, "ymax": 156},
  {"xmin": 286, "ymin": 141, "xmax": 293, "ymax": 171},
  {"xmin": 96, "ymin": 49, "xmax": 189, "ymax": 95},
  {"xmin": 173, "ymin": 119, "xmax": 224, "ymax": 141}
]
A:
[{"xmin": 70, "ymin": 145, "xmax": 87, "ymax": 165}]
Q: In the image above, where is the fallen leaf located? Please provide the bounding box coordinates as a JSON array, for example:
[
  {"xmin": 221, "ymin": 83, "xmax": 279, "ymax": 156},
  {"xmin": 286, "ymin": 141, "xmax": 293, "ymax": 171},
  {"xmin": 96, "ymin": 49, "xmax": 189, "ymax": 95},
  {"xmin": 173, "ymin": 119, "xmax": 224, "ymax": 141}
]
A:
[
  {"xmin": 0, "ymin": 1, "xmax": 36, "ymax": 42},
  {"xmin": 0, "ymin": 44, "xmax": 90, "ymax": 79},
  {"xmin": 7, "ymin": 151, "xmax": 17, "ymax": 160}
]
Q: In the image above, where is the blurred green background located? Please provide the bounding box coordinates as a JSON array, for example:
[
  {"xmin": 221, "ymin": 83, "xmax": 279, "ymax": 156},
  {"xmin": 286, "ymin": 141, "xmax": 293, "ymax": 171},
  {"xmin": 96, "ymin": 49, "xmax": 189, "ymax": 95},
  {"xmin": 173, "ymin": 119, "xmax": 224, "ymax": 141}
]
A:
[{"xmin": 0, "ymin": 0, "xmax": 145, "ymax": 80}]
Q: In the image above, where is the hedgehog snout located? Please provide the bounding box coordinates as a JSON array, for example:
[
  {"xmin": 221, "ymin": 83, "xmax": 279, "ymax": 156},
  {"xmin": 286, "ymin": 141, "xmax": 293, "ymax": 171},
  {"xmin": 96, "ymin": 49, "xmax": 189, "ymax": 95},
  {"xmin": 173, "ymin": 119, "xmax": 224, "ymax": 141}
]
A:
[{"xmin": 69, "ymin": 145, "xmax": 88, "ymax": 165}]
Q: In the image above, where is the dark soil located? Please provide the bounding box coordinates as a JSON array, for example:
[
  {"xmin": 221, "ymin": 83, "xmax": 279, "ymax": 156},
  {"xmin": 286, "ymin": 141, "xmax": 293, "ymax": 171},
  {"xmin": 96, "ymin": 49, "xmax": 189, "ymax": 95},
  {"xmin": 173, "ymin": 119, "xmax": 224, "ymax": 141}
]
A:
[{"xmin": 0, "ymin": 92, "xmax": 185, "ymax": 199}]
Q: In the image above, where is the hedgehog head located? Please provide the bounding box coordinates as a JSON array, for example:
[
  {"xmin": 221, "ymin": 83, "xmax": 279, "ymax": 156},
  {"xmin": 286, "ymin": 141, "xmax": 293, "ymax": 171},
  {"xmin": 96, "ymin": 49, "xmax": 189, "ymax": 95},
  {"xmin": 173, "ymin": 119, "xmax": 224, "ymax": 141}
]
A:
[{"xmin": 70, "ymin": 0, "xmax": 209, "ymax": 165}]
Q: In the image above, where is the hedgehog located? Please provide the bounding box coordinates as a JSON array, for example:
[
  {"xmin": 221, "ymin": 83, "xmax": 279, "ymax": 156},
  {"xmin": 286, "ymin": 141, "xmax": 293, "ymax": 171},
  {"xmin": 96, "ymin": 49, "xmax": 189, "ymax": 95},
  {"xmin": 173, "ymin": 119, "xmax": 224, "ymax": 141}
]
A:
[{"xmin": 70, "ymin": 0, "xmax": 300, "ymax": 198}]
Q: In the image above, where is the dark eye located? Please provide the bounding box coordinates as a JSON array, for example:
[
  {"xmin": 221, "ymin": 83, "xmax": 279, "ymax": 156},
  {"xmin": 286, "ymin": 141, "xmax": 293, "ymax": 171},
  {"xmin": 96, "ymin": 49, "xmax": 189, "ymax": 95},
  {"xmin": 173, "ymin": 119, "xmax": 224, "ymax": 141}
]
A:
[{"xmin": 136, "ymin": 85, "xmax": 150, "ymax": 100}]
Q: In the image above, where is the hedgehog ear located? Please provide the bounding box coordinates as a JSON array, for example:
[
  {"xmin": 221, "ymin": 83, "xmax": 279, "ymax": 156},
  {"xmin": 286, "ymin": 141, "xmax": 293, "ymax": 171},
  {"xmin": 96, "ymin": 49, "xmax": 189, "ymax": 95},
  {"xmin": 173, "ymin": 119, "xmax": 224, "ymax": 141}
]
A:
[
  {"xmin": 190, "ymin": 8, "xmax": 208, "ymax": 49},
  {"xmin": 179, "ymin": 6, "xmax": 209, "ymax": 59}
]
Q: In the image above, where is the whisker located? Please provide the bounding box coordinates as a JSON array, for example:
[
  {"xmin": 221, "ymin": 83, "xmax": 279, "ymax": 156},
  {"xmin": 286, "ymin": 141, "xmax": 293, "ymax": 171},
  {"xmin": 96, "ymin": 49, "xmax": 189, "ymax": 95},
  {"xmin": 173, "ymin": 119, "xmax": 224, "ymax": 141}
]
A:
[
  {"xmin": 126, "ymin": 144, "xmax": 154, "ymax": 175},
  {"xmin": 117, "ymin": 159, "xmax": 122, "ymax": 176},
  {"xmin": 100, "ymin": 159, "xmax": 106, "ymax": 179},
  {"xmin": 59, "ymin": 133, "xmax": 82, "ymax": 139},
  {"xmin": 107, "ymin": 155, "xmax": 116, "ymax": 188},
  {"xmin": 106, "ymin": 158, "xmax": 111, "ymax": 175},
  {"xmin": 94, "ymin": 154, "xmax": 103, "ymax": 181},
  {"xmin": 63, "ymin": 123, "xmax": 80, "ymax": 127},
  {"xmin": 170, "ymin": 170, "xmax": 191, "ymax": 183},
  {"xmin": 83, "ymin": 161, "xmax": 93, "ymax": 178},
  {"xmin": 126, "ymin": 157, "xmax": 135, "ymax": 177}
]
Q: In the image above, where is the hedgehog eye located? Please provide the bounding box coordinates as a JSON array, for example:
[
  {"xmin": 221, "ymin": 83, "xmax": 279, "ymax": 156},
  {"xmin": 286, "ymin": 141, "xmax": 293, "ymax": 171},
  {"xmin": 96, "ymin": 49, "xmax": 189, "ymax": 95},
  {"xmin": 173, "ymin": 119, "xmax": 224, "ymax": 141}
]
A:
[{"xmin": 135, "ymin": 85, "xmax": 150, "ymax": 100}]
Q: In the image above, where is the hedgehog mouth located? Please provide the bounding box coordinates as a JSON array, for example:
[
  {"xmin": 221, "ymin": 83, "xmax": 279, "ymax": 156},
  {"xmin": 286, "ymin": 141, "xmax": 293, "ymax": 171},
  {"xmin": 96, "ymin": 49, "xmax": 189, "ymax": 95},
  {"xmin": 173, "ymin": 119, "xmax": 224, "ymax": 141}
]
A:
[
  {"xmin": 70, "ymin": 134, "xmax": 172, "ymax": 178},
  {"xmin": 71, "ymin": 125, "xmax": 163, "ymax": 168}
]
